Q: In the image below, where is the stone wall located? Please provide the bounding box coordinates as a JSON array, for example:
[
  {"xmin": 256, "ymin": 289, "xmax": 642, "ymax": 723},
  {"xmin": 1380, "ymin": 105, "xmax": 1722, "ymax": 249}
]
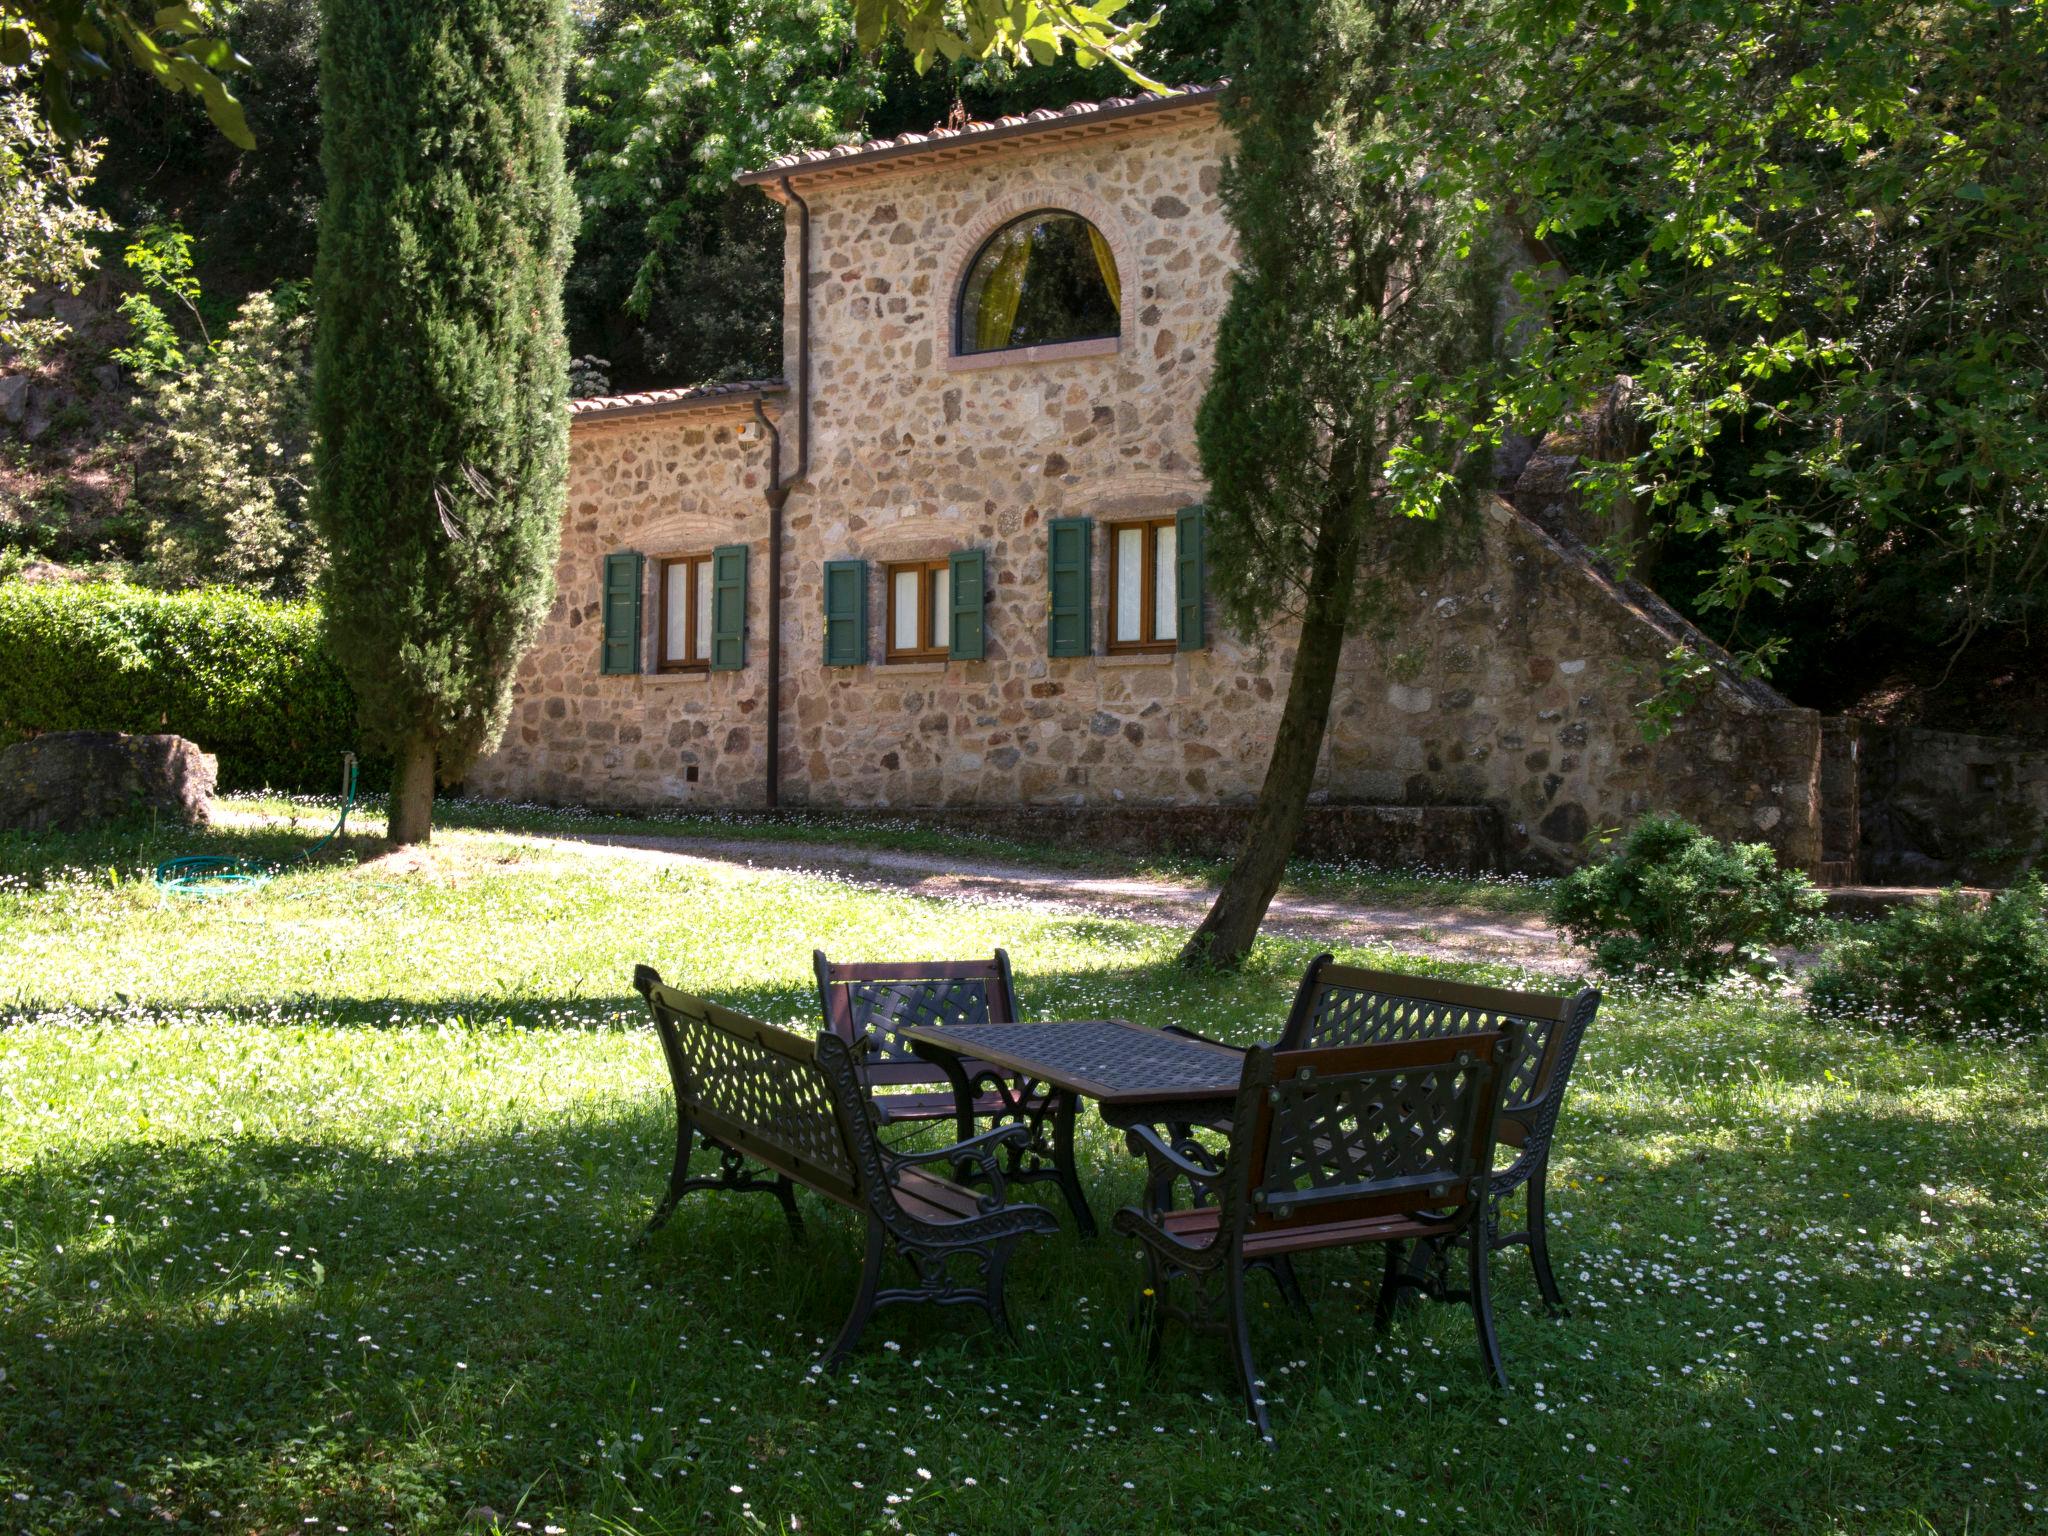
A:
[
  {"xmin": 465, "ymin": 403, "xmax": 774, "ymax": 806},
  {"xmin": 775, "ymin": 111, "xmax": 1268, "ymax": 810},
  {"xmin": 903, "ymin": 802, "xmax": 1508, "ymax": 873},
  {"xmin": 1859, "ymin": 725, "xmax": 2048, "ymax": 884},
  {"xmin": 1318, "ymin": 500, "xmax": 1825, "ymax": 872}
]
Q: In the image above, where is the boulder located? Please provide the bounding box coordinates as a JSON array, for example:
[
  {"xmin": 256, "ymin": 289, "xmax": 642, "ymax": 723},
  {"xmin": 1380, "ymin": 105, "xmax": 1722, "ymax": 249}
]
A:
[{"xmin": 0, "ymin": 732, "xmax": 217, "ymax": 833}]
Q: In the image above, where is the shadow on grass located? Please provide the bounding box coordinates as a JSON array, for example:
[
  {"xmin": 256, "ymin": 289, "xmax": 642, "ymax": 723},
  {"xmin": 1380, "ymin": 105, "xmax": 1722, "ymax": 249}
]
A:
[
  {"xmin": 3, "ymin": 1027, "xmax": 2039, "ymax": 1532},
  {"xmin": 0, "ymin": 812, "xmax": 379, "ymax": 893}
]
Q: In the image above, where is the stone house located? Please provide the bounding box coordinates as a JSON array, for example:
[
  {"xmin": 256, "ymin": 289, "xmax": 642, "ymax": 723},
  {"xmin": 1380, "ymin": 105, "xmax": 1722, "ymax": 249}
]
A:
[{"xmin": 465, "ymin": 85, "xmax": 1855, "ymax": 875}]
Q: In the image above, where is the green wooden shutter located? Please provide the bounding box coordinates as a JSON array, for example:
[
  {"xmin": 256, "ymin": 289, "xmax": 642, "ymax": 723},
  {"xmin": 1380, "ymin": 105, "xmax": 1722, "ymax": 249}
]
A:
[
  {"xmin": 948, "ymin": 548, "xmax": 986, "ymax": 661},
  {"xmin": 1175, "ymin": 504, "xmax": 1207, "ymax": 651},
  {"xmin": 710, "ymin": 543, "xmax": 747, "ymax": 671},
  {"xmin": 823, "ymin": 558, "xmax": 867, "ymax": 666},
  {"xmin": 1046, "ymin": 517, "xmax": 1092, "ymax": 657},
  {"xmin": 601, "ymin": 550, "xmax": 643, "ymax": 675}
]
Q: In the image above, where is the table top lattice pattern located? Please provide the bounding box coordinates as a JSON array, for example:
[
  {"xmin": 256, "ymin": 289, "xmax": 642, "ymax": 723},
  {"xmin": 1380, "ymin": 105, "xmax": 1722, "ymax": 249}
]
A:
[{"xmin": 899, "ymin": 1020, "xmax": 1246, "ymax": 1104}]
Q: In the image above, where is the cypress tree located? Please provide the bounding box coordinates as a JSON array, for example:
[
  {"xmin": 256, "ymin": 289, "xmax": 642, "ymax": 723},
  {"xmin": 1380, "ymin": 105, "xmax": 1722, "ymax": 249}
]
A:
[
  {"xmin": 1182, "ymin": 0, "xmax": 1502, "ymax": 967},
  {"xmin": 312, "ymin": 0, "xmax": 573, "ymax": 846}
]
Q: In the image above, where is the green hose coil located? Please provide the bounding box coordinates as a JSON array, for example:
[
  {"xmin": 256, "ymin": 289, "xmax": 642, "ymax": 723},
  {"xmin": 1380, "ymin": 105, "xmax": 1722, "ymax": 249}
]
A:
[{"xmin": 154, "ymin": 754, "xmax": 358, "ymax": 898}]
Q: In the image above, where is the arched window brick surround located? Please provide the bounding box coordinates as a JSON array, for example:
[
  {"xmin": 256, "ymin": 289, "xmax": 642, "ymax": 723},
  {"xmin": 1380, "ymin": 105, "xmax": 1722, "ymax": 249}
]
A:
[{"xmin": 937, "ymin": 188, "xmax": 1137, "ymax": 371}]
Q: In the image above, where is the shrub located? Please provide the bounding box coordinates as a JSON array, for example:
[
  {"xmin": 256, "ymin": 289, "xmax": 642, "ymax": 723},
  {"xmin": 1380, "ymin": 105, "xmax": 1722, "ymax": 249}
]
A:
[
  {"xmin": 142, "ymin": 286, "xmax": 321, "ymax": 597},
  {"xmin": 0, "ymin": 580, "xmax": 369, "ymax": 792},
  {"xmin": 1549, "ymin": 812, "xmax": 1825, "ymax": 984},
  {"xmin": 1808, "ymin": 878, "xmax": 2048, "ymax": 1038}
]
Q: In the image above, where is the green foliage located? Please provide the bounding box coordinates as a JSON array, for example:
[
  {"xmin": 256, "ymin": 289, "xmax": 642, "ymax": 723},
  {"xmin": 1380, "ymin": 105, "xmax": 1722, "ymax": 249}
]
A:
[
  {"xmin": 0, "ymin": 0, "xmax": 253, "ymax": 146},
  {"xmin": 312, "ymin": 0, "xmax": 575, "ymax": 779},
  {"xmin": 0, "ymin": 67, "xmax": 112, "ymax": 364},
  {"xmin": 1810, "ymin": 878, "xmax": 2048, "ymax": 1040},
  {"xmin": 854, "ymin": 0, "xmax": 1157, "ymax": 81},
  {"xmin": 141, "ymin": 285, "xmax": 319, "ymax": 595},
  {"xmin": 81, "ymin": 0, "xmax": 323, "ymax": 286},
  {"xmin": 1197, "ymin": 0, "xmax": 1499, "ymax": 636},
  {"xmin": 568, "ymin": 0, "xmax": 877, "ymax": 379},
  {"xmin": 1549, "ymin": 813, "xmax": 1825, "ymax": 984},
  {"xmin": 0, "ymin": 579, "xmax": 365, "ymax": 791},
  {"xmin": 110, "ymin": 222, "xmax": 208, "ymax": 376},
  {"xmin": 1413, "ymin": 1, "xmax": 2048, "ymax": 697}
]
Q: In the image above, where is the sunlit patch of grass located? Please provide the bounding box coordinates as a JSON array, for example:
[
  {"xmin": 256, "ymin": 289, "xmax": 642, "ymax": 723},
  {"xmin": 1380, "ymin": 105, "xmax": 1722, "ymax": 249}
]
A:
[
  {"xmin": 221, "ymin": 790, "xmax": 1559, "ymax": 919},
  {"xmin": 0, "ymin": 817, "xmax": 2042, "ymax": 1534}
]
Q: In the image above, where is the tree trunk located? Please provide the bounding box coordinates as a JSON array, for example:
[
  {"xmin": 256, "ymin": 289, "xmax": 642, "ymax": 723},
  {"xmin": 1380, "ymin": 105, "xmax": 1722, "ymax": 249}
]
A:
[
  {"xmin": 1181, "ymin": 505, "xmax": 1365, "ymax": 970},
  {"xmin": 387, "ymin": 731, "xmax": 437, "ymax": 847}
]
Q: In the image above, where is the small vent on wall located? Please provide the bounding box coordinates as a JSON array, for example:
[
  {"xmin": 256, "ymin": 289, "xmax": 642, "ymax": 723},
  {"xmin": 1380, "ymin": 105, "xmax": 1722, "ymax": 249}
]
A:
[{"xmin": 685, "ymin": 765, "xmax": 700, "ymax": 784}]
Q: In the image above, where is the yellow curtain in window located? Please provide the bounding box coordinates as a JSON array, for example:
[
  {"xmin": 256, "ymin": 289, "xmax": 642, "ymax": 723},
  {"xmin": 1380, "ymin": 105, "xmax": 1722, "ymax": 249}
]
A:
[
  {"xmin": 974, "ymin": 228, "xmax": 1034, "ymax": 351},
  {"xmin": 1086, "ymin": 224, "xmax": 1121, "ymax": 314}
]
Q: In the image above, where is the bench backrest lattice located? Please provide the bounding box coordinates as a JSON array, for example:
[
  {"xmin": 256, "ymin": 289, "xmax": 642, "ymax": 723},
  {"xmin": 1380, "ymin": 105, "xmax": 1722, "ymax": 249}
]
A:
[
  {"xmin": 638, "ymin": 965, "xmax": 859, "ymax": 1204},
  {"xmin": 813, "ymin": 951, "xmax": 1019, "ymax": 1087},
  {"xmin": 1230, "ymin": 1028, "xmax": 1515, "ymax": 1237},
  {"xmin": 1276, "ymin": 957, "xmax": 1599, "ymax": 1171}
]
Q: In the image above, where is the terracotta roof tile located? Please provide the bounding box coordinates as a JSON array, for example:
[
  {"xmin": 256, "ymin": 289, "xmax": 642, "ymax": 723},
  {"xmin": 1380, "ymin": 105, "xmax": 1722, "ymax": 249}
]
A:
[
  {"xmin": 568, "ymin": 379, "xmax": 786, "ymax": 421},
  {"xmin": 735, "ymin": 83, "xmax": 1221, "ymax": 185}
]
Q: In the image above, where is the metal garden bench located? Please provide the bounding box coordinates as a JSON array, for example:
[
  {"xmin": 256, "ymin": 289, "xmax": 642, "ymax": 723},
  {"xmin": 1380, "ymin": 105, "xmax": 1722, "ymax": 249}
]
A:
[
  {"xmin": 1108, "ymin": 955, "xmax": 1599, "ymax": 1311},
  {"xmin": 633, "ymin": 966, "xmax": 1058, "ymax": 1369},
  {"xmin": 1114, "ymin": 1027, "xmax": 1522, "ymax": 1440},
  {"xmin": 813, "ymin": 948, "xmax": 1092, "ymax": 1230}
]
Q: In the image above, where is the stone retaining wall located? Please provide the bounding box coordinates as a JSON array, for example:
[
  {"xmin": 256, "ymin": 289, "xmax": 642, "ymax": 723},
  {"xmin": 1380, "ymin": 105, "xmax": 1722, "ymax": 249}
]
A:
[{"xmin": 1858, "ymin": 725, "xmax": 2048, "ymax": 884}]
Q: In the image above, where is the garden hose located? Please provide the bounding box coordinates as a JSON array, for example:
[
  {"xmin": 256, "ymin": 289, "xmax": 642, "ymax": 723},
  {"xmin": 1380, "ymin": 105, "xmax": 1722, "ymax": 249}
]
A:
[{"xmin": 154, "ymin": 753, "xmax": 358, "ymax": 898}]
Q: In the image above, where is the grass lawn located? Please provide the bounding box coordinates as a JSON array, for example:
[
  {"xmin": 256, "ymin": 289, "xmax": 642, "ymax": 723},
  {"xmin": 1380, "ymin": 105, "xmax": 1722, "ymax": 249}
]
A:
[{"xmin": 1, "ymin": 812, "xmax": 2043, "ymax": 1534}]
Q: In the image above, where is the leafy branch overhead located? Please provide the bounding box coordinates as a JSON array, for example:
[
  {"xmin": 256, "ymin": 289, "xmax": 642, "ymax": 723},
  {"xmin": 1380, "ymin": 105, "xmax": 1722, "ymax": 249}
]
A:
[
  {"xmin": 1, "ymin": 0, "xmax": 254, "ymax": 147},
  {"xmin": 854, "ymin": 0, "xmax": 1161, "ymax": 84}
]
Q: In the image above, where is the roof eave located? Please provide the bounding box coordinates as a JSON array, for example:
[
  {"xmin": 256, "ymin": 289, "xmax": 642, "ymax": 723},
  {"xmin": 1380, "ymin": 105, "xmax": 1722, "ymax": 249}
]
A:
[
  {"xmin": 735, "ymin": 84, "xmax": 1224, "ymax": 192},
  {"xmin": 568, "ymin": 382, "xmax": 787, "ymax": 428}
]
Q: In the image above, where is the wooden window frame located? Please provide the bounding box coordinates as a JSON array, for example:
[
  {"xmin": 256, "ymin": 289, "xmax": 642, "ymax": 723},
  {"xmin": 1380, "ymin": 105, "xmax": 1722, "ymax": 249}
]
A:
[
  {"xmin": 1105, "ymin": 517, "xmax": 1179, "ymax": 655},
  {"xmin": 884, "ymin": 558, "xmax": 951, "ymax": 663},
  {"xmin": 656, "ymin": 553, "xmax": 714, "ymax": 673}
]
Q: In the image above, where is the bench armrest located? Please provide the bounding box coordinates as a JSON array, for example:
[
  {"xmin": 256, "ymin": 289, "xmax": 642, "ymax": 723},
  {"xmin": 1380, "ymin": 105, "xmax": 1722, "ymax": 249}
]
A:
[{"xmin": 886, "ymin": 1121, "xmax": 1032, "ymax": 1208}]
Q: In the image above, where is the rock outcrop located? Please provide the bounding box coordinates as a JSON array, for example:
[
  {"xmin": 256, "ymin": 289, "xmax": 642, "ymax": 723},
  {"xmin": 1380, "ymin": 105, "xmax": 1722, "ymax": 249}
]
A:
[{"xmin": 0, "ymin": 731, "xmax": 216, "ymax": 833}]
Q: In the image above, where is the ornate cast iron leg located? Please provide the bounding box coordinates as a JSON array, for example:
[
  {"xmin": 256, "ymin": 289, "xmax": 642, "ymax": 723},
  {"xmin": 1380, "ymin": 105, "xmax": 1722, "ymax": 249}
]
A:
[
  {"xmin": 1224, "ymin": 1260, "xmax": 1272, "ymax": 1441},
  {"xmin": 1373, "ymin": 1240, "xmax": 1408, "ymax": 1332},
  {"xmin": 821, "ymin": 1219, "xmax": 889, "ymax": 1372},
  {"xmin": 774, "ymin": 1175, "xmax": 805, "ymax": 1242},
  {"xmin": 1134, "ymin": 1248, "xmax": 1167, "ymax": 1366},
  {"xmin": 1525, "ymin": 1169, "xmax": 1565, "ymax": 1312},
  {"xmin": 640, "ymin": 1111, "xmax": 697, "ymax": 1243},
  {"xmin": 981, "ymin": 1236, "xmax": 1019, "ymax": 1340},
  {"xmin": 921, "ymin": 1048, "xmax": 982, "ymax": 1184},
  {"xmin": 1468, "ymin": 1227, "xmax": 1509, "ymax": 1389},
  {"xmin": 1268, "ymin": 1256, "xmax": 1310, "ymax": 1317},
  {"xmin": 1050, "ymin": 1090, "xmax": 1097, "ymax": 1237}
]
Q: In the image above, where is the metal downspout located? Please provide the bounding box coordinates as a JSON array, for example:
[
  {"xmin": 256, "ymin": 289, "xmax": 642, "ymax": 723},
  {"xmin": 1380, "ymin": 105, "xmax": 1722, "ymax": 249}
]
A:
[{"xmin": 756, "ymin": 176, "xmax": 810, "ymax": 812}]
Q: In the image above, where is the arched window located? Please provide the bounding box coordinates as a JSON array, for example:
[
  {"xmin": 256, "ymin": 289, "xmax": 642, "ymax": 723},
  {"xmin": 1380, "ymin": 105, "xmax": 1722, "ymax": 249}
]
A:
[{"xmin": 955, "ymin": 210, "xmax": 1121, "ymax": 356}]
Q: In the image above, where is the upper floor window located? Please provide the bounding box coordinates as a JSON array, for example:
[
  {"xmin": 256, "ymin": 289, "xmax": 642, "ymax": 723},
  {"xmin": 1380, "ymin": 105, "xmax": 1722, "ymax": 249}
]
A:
[{"xmin": 956, "ymin": 210, "xmax": 1120, "ymax": 356}]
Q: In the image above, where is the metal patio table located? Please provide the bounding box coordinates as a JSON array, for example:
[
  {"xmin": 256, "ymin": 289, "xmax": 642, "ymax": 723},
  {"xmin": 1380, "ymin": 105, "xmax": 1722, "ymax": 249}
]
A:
[{"xmin": 895, "ymin": 1019, "xmax": 1248, "ymax": 1237}]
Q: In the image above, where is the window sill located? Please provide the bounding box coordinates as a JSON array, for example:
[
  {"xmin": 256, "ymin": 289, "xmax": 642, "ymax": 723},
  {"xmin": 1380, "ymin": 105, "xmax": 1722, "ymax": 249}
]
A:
[
  {"xmin": 945, "ymin": 335, "xmax": 1119, "ymax": 373},
  {"xmin": 874, "ymin": 659, "xmax": 949, "ymax": 676},
  {"xmin": 647, "ymin": 668, "xmax": 711, "ymax": 683},
  {"xmin": 1098, "ymin": 650, "xmax": 1178, "ymax": 668}
]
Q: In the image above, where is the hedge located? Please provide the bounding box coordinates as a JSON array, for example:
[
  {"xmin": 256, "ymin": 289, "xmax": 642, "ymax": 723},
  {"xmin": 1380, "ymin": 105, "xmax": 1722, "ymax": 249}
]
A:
[{"xmin": 0, "ymin": 580, "xmax": 375, "ymax": 793}]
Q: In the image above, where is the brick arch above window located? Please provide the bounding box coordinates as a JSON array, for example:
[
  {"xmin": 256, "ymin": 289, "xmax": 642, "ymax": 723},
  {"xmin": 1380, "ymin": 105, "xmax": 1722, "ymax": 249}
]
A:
[{"xmin": 938, "ymin": 187, "xmax": 1137, "ymax": 372}]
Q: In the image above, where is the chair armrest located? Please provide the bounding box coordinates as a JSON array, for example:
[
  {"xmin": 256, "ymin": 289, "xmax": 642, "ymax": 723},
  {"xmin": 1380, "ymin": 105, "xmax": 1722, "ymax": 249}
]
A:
[
  {"xmin": 886, "ymin": 1122, "xmax": 1032, "ymax": 1207},
  {"xmin": 1122, "ymin": 1124, "xmax": 1223, "ymax": 1191}
]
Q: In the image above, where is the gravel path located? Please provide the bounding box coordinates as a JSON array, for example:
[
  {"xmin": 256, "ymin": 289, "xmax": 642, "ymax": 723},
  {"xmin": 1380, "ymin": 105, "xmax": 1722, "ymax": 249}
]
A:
[{"xmin": 525, "ymin": 829, "xmax": 1582, "ymax": 976}]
